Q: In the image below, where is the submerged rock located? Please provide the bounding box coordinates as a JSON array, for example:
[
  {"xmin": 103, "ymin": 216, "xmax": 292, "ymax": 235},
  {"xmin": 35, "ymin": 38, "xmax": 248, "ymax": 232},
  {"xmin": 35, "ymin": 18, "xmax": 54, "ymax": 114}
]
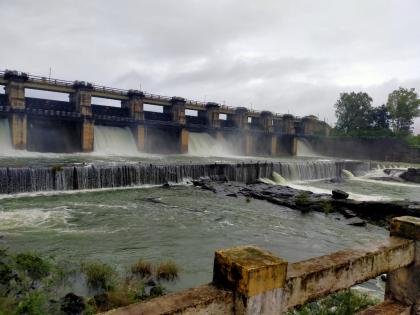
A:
[
  {"xmin": 400, "ymin": 168, "xmax": 420, "ymax": 184},
  {"xmin": 346, "ymin": 218, "xmax": 367, "ymax": 227},
  {"xmin": 332, "ymin": 189, "xmax": 349, "ymax": 200}
]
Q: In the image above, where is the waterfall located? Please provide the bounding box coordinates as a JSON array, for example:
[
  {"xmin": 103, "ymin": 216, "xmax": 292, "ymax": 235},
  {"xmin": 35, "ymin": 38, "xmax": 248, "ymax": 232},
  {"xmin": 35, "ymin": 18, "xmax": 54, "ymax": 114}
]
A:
[
  {"xmin": 0, "ymin": 119, "xmax": 17, "ymax": 156},
  {"xmin": 93, "ymin": 125, "xmax": 139, "ymax": 156},
  {"xmin": 0, "ymin": 160, "xmax": 370, "ymax": 195},
  {"xmin": 188, "ymin": 132, "xmax": 236, "ymax": 157},
  {"xmin": 296, "ymin": 138, "xmax": 317, "ymax": 157}
]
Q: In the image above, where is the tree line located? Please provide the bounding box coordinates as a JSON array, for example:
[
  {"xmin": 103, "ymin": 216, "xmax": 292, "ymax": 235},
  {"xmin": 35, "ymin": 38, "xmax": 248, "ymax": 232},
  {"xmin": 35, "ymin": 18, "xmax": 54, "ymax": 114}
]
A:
[{"xmin": 334, "ymin": 87, "xmax": 420, "ymax": 138}]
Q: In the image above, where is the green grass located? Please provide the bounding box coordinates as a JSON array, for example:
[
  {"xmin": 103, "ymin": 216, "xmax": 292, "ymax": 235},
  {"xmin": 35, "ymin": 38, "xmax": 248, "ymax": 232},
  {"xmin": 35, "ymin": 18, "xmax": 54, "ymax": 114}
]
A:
[
  {"xmin": 156, "ymin": 261, "xmax": 179, "ymax": 281},
  {"xmin": 130, "ymin": 259, "xmax": 152, "ymax": 278},
  {"xmin": 288, "ymin": 289, "xmax": 380, "ymax": 315},
  {"xmin": 81, "ymin": 261, "xmax": 117, "ymax": 292}
]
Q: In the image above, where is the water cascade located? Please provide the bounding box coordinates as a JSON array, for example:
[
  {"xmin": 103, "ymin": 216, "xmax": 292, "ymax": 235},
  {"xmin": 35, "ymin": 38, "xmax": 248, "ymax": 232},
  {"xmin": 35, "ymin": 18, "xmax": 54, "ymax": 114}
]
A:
[
  {"xmin": 272, "ymin": 171, "xmax": 287, "ymax": 185},
  {"xmin": 341, "ymin": 169, "xmax": 355, "ymax": 178},
  {"xmin": 0, "ymin": 160, "xmax": 369, "ymax": 194},
  {"xmin": 296, "ymin": 138, "xmax": 318, "ymax": 157},
  {"xmin": 0, "ymin": 119, "xmax": 17, "ymax": 155},
  {"xmin": 188, "ymin": 132, "xmax": 235, "ymax": 156},
  {"xmin": 93, "ymin": 125, "xmax": 139, "ymax": 156}
]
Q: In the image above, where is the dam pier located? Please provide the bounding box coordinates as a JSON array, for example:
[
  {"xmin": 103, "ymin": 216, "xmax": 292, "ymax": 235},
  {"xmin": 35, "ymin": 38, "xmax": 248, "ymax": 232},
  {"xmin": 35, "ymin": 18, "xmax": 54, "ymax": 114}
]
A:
[{"xmin": 0, "ymin": 70, "xmax": 330, "ymax": 155}]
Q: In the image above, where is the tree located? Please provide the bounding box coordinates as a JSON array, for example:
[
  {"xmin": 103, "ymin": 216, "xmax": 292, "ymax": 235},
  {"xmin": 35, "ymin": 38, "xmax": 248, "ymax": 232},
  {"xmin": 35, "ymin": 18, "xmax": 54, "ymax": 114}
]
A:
[
  {"xmin": 369, "ymin": 104, "xmax": 391, "ymax": 130},
  {"xmin": 334, "ymin": 92, "xmax": 373, "ymax": 133},
  {"xmin": 386, "ymin": 87, "xmax": 420, "ymax": 134}
]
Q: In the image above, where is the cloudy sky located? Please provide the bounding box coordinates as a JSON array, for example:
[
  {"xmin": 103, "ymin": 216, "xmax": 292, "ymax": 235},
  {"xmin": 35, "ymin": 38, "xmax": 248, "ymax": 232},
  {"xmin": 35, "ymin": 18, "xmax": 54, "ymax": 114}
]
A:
[{"xmin": 1, "ymin": 0, "xmax": 419, "ymax": 132}]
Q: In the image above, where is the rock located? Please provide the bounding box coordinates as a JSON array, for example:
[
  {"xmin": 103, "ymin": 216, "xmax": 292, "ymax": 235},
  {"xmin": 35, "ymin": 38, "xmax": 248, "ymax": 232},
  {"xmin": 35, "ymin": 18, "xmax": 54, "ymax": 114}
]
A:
[
  {"xmin": 400, "ymin": 168, "xmax": 420, "ymax": 184},
  {"xmin": 201, "ymin": 184, "xmax": 216, "ymax": 193},
  {"xmin": 61, "ymin": 293, "xmax": 85, "ymax": 315},
  {"xmin": 226, "ymin": 193, "xmax": 238, "ymax": 197},
  {"xmin": 332, "ymin": 189, "xmax": 349, "ymax": 200},
  {"xmin": 381, "ymin": 274, "xmax": 387, "ymax": 282},
  {"xmin": 162, "ymin": 182, "xmax": 170, "ymax": 188},
  {"xmin": 346, "ymin": 218, "xmax": 367, "ymax": 227},
  {"xmin": 145, "ymin": 279, "xmax": 156, "ymax": 286},
  {"xmin": 341, "ymin": 208, "xmax": 357, "ymax": 218}
]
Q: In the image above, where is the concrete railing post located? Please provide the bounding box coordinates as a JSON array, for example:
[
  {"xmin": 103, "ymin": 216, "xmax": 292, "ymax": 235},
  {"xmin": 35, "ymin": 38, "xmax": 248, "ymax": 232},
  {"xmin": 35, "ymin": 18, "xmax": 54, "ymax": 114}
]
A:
[
  {"xmin": 165, "ymin": 97, "xmax": 188, "ymax": 153},
  {"xmin": 199, "ymin": 102, "xmax": 221, "ymax": 129},
  {"xmin": 386, "ymin": 216, "xmax": 420, "ymax": 314},
  {"xmin": 123, "ymin": 90, "xmax": 145, "ymax": 151},
  {"xmin": 213, "ymin": 245, "xmax": 288, "ymax": 315},
  {"xmin": 4, "ymin": 71, "xmax": 28, "ymax": 150},
  {"xmin": 70, "ymin": 82, "xmax": 94, "ymax": 152}
]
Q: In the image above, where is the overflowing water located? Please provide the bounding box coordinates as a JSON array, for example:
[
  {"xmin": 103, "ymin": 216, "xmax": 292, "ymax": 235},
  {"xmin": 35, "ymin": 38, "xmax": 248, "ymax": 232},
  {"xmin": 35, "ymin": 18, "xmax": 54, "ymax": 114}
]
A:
[
  {"xmin": 93, "ymin": 125, "xmax": 139, "ymax": 156},
  {"xmin": 0, "ymin": 185, "xmax": 388, "ymax": 293},
  {"xmin": 0, "ymin": 119, "xmax": 16, "ymax": 155},
  {"xmin": 188, "ymin": 132, "xmax": 236, "ymax": 156},
  {"xmin": 296, "ymin": 138, "xmax": 318, "ymax": 157}
]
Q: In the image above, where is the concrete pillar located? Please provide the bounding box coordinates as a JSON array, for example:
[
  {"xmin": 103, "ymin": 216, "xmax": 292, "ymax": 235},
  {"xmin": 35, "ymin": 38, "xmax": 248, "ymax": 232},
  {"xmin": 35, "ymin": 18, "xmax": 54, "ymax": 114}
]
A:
[
  {"xmin": 228, "ymin": 107, "xmax": 249, "ymax": 129},
  {"xmin": 131, "ymin": 125, "xmax": 145, "ymax": 151},
  {"xmin": 70, "ymin": 81, "xmax": 93, "ymax": 117},
  {"xmin": 270, "ymin": 134, "xmax": 277, "ymax": 156},
  {"xmin": 199, "ymin": 102, "xmax": 221, "ymax": 128},
  {"xmin": 259, "ymin": 111, "xmax": 274, "ymax": 133},
  {"xmin": 80, "ymin": 119, "xmax": 94, "ymax": 152},
  {"xmin": 290, "ymin": 136, "xmax": 297, "ymax": 156},
  {"xmin": 9, "ymin": 114, "xmax": 27, "ymax": 150},
  {"xmin": 244, "ymin": 133, "xmax": 253, "ymax": 156},
  {"xmin": 4, "ymin": 71, "xmax": 28, "ymax": 150},
  {"xmin": 213, "ymin": 245, "xmax": 288, "ymax": 315},
  {"xmin": 180, "ymin": 128, "xmax": 189, "ymax": 154},
  {"xmin": 123, "ymin": 90, "xmax": 144, "ymax": 121},
  {"xmin": 70, "ymin": 82, "xmax": 94, "ymax": 152},
  {"xmin": 386, "ymin": 216, "xmax": 420, "ymax": 313},
  {"xmin": 280, "ymin": 114, "xmax": 295, "ymax": 135},
  {"xmin": 165, "ymin": 97, "xmax": 186, "ymax": 125}
]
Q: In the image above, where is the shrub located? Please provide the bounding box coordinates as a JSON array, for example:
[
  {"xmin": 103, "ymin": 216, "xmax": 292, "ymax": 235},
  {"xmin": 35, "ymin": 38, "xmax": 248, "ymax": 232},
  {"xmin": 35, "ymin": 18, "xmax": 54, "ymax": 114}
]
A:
[
  {"xmin": 81, "ymin": 261, "xmax": 116, "ymax": 292},
  {"xmin": 130, "ymin": 260, "xmax": 152, "ymax": 278},
  {"xmin": 156, "ymin": 261, "xmax": 179, "ymax": 281},
  {"xmin": 288, "ymin": 289, "xmax": 379, "ymax": 315},
  {"xmin": 321, "ymin": 200, "xmax": 334, "ymax": 214},
  {"xmin": 14, "ymin": 252, "xmax": 51, "ymax": 280}
]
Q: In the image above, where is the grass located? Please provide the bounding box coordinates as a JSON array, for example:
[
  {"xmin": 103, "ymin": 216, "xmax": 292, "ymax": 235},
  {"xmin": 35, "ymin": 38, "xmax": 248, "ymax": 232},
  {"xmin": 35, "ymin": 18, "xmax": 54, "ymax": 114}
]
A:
[
  {"xmin": 130, "ymin": 259, "xmax": 152, "ymax": 278},
  {"xmin": 288, "ymin": 289, "xmax": 380, "ymax": 315},
  {"xmin": 321, "ymin": 200, "xmax": 334, "ymax": 214},
  {"xmin": 81, "ymin": 261, "xmax": 117, "ymax": 292},
  {"xmin": 0, "ymin": 247, "xmax": 180, "ymax": 314},
  {"xmin": 156, "ymin": 261, "xmax": 179, "ymax": 281}
]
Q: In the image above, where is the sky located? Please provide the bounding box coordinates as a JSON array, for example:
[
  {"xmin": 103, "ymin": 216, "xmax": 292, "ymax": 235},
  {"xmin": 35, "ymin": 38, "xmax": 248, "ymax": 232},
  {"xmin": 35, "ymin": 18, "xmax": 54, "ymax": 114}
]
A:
[{"xmin": 1, "ymin": 0, "xmax": 419, "ymax": 133}]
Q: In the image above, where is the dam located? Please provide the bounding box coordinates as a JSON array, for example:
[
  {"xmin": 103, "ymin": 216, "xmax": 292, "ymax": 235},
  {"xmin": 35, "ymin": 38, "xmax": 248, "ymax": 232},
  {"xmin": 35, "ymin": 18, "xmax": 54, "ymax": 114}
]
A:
[{"xmin": 0, "ymin": 70, "xmax": 330, "ymax": 156}]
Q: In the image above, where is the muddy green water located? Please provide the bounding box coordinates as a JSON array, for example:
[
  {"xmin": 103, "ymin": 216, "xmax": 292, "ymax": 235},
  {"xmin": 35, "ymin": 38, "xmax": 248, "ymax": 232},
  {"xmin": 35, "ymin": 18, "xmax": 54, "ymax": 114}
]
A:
[{"xmin": 0, "ymin": 185, "xmax": 388, "ymax": 293}]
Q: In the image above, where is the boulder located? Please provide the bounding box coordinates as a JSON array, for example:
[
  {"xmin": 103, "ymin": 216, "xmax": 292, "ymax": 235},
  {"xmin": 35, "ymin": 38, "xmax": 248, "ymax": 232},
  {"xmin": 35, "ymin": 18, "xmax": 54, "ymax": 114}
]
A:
[
  {"xmin": 346, "ymin": 217, "xmax": 367, "ymax": 227},
  {"xmin": 61, "ymin": 293, "xmax": 85, "ymax": 315},
  {"xmin": 400, "ymin": 168, "xmax": 420, "ymax": 184},
  {"xmin": 332, "ymin": 189, "xmax": 349, "ymax": 200}
]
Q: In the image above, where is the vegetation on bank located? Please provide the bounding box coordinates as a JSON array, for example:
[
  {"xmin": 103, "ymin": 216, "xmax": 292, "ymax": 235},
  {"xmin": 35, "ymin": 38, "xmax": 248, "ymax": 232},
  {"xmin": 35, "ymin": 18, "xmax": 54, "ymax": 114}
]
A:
[
  {"xmin": 288, "ymin": 289, "xmax": 380, "ymax": 315},
  {"xmin": 332, "ymin": 87, "xmax": 420, "ymax": 144},
  {"xmin": 0, "ymin": 248, "xmax": 179, "ymax": 314}
]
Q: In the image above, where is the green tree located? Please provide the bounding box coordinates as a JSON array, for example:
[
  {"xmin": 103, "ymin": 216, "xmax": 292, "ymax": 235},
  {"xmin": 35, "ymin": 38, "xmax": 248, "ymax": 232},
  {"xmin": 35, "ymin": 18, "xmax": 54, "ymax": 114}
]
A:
[
  {"xmin": 386, "ymin": 87, "xmax": 420, "ymax": 134},
  {"xmin": 369, "ymin": 104, "xmax": 391, "ymax": 130},
  {"xmin": 334, "ymin": 92, "xmax": 373, "ymax": 133}
]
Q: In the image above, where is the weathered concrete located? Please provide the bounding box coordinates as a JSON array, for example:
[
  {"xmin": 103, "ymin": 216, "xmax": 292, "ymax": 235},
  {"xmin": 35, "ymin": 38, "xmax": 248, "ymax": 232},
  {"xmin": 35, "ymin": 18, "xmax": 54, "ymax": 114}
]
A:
[
  {"xmin": 132, "ymin": 125, "xmax": 146, "ymax": 151},
  {"xmin": 101, "ymin": 285, "xmax": 233, "ymax": 315},
  {"xmin": 284, "ymin": 237, "xmax": 414, "ymax": 309},
  {"xmin": 80, "ymin": 120, "xmax": 94, "ymax": 152},
  {"xmin": 123, "ymin": 90, "xmax": 144, "ymax": 121},
  {"xmin": 386, "ymin": 216, "xmax": 420, "ymax": 314},
  {"xmin": 213, "ymin": 245, "xmax": 288, "ymax": 315},
  {"xmin": 180, "ymin": 128, "xmax": 189, "ymax": 154},
  {"xmin": 165, "ymin": 97, "xmax": 186, "ymax": 125},
  {"xmin": 199, "ymin": 102, "xmax": 221, "ymax": 128},
  {"xmin": 9, "ymin": 113, "xmax": 27, "ymax": 149}
]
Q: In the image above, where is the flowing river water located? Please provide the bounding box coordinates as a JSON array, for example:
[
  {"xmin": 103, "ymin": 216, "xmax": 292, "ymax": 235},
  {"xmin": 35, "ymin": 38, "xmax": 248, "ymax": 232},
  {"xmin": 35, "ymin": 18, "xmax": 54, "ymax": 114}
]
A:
[{"xmin": 0, "ymin": 121, "xmax": 419, "ymax": 295}]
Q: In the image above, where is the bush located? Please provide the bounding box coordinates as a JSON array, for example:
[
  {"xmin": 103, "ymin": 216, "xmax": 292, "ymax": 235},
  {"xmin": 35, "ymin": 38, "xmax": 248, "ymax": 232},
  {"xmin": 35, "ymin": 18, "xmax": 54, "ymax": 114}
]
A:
[
  {"xmin": 156, "ymin": 261, "xmax": 179, "ymax": 281},
  {"xmin": 295, "ymin": 192, "xmax": 311, "ymax": 212},
  {"xmin": 288, "ymin": 289, "xmax": 379, "ymax": 315},
  {"xmin": 81, "ymin": 261, "xmax": 117, "ymax": 292},
  {"xmin": 130, "ymin": 260, "xmax": 152, "ymax": 278},
  {"xmin": 14, "ymin": 252, "xmax": 51, "ymax": 280}
]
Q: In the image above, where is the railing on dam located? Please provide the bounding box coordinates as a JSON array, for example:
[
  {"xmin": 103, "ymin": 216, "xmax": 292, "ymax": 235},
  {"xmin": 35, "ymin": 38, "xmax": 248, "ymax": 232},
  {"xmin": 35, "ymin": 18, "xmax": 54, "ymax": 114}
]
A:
[{"xmin": 101, "ymin": 216, "xmax": 420, "ymax": 315}]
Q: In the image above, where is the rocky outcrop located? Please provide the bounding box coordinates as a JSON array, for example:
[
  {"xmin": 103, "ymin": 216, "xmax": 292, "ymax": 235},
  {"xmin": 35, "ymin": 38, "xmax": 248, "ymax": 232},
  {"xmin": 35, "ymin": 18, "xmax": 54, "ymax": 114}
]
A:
[
  {"xmin": 332, "ymin": 189, "xmax": 349, "ymax": 200},
  {"xmin": 193, "ymin": 178, "xmax": 420, "ymax": 226},
  {"xmin": 400, "ymin": 168, "xmax": 420, "ymax": 184}
]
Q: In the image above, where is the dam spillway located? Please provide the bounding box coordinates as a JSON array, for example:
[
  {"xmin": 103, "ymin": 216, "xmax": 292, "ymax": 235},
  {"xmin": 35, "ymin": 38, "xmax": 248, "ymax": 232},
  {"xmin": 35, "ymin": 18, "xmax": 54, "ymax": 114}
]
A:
[
  {"xmin": 0, "ymin": 70, "xmax": 330, "ymax": 156},
  {"xmin": 0, "ymin": 160, "xmax": 369, "ymax": 194}
]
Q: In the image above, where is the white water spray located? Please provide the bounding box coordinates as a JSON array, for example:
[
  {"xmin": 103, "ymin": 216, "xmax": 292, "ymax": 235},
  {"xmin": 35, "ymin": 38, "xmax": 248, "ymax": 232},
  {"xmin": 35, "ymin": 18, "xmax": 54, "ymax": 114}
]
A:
[
  {"xmin": 93, "ymin": 125, "xmax": 139, "ymax": 156},
  {"xmin": 272, "ymin": 171, "xmax": 288, "ymax": 185},
  {"xmin": 188, "ymin": 132, "xmax": 235, "ymax": 157},
  {"xmin": 296, "ymin": 139, "xmax": 318, "ymax": 157}
]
